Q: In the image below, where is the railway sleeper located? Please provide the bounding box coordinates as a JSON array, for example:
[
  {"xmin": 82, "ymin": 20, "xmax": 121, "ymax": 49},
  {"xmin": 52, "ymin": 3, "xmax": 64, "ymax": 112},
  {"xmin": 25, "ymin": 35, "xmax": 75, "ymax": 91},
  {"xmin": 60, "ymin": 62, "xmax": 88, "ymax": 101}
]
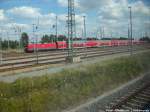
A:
[
  {"xmin": 127, "ymin": 101, "xmax": 147, "ymax": 109},
  {"xmin": 138, "ymin": 93, "xmax": 150, "ymax": 98},
  {"xmin": 141, "ymin": 91, "xmax": 150, "ymax": 95},
  {"xmin": 109, "ymin": 86, "xmax": 150, "ymax": 110},
  {"xmin": 125, "ymin": 102, "xmax": 143, "ymax": 109},
  {"xmin": 121, "ymin": 105, "xmax": 133, "ymax": 110},
  {"xmin": 135, "ymin": 96, "xmax": 150, "ymax": 102},
  {"xmin": 108, "ymin": 95, "xmax": 138, "ymax": 109},
  {"xmin": 130, "ymin": 99, "xmax": 148, "ymax": 105}
]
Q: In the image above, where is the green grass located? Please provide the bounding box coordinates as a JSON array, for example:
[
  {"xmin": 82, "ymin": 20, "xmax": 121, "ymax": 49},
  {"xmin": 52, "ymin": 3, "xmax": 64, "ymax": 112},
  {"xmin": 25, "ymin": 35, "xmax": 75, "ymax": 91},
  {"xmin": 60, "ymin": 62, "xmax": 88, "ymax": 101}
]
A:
[{"xmin": 0, "ymin": 52, "xmax": 150, "ymax": 112}]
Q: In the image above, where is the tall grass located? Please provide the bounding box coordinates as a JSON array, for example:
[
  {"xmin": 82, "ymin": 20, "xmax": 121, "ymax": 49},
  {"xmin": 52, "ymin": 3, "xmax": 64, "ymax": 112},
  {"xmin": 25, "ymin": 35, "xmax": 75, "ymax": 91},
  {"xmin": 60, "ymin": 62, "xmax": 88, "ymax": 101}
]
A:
[{"xmin": 0, "ymin": 52, "xmax": 150, "ymax": 112}]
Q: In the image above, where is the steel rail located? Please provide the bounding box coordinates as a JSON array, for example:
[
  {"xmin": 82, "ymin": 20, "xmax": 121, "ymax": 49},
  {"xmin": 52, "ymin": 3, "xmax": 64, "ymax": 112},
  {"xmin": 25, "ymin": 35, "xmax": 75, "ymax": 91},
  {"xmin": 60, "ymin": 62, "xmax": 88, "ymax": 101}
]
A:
[
  {"xmin": 107, "ymin": 81, "xmax": 150, "ymax": 111},
  {"xmin": 2, "ymin": 46, "xmax": 130, "ymax": 61},
  {"xmin": 0, "ymin": 46, "xmax": 146, "ymax": 67},
  {"xmin": 0, "ymin": 47, "xmax": 149, "ymax": 73}
]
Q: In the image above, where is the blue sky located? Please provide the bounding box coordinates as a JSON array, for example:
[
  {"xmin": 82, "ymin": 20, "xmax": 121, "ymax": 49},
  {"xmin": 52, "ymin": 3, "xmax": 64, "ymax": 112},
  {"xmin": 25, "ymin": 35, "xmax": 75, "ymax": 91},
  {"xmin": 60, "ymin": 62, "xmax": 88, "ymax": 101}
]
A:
[{"xmin": 0, "ymin": 0, "xmax": 150, "ymax": 41}]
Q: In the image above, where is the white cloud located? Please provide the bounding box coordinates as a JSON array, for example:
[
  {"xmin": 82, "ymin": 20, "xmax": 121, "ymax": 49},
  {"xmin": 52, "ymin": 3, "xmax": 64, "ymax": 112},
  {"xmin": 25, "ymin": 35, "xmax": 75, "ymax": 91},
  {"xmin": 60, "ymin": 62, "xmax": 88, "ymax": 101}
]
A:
[
  {"xmin": 57, "ymin": 0, "xmax": 150, "ymax": 37},
  {"xmin": 7, "ymin": 6, "xmax": 41, "ymax": 19},
  {"xmin": 1, "ymin": 0, "xmax": 149, "ymax": 39},
  {"xmin": 78, "ymin": 0, "xmax": 114, "ymax": 11},
  {"xmin": 58, "ymin": 0, "xmax": 68, "ymax": 7},
  {"xmin": 79, "ymin": 0, "xmax": 150, "ymax": 38},
  {"xmin": 0, "ymin": 9, "xmax": 7, "ymax": 21},
  {"xmin": 7, "ymin": 6, "xmax": 58, "ymax": 29},
  {"xmin": 58, "ymin": 13, "xmax": 84, "ymax": 24},
  {"xmin": 39, "ymin": 13, "xmax": 56, "ymax": 27},
  {"xmin": 2, "ymin": 22, "xmax": 30, "ymax": 32},
  {"xmin": 58, "ymin": 0, "xmax": 80, "ymax": 8},
  {"xmin": 132, "ymin": 1, "xmax": 150, "ymax": 16},
  {"xmin": 13, "ymin": 23, "xmax": 30, "ymax": 30}
]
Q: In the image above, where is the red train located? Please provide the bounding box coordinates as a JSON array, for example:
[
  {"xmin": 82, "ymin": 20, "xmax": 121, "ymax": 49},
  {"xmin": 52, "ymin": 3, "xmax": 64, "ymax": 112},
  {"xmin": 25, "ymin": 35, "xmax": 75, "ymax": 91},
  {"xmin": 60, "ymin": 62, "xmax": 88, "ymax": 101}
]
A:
[{"xmin": 25, "ymin": 40, "xmax": 145, "ymax": 53}]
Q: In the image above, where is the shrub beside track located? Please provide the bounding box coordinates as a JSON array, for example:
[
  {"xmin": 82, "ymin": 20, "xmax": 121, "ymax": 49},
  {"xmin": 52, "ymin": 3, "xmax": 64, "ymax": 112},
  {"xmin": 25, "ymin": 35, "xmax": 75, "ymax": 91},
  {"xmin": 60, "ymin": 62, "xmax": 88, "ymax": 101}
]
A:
[{"xmin": 0, "ymin": 51, "xmax": 150, "ymax": 112}]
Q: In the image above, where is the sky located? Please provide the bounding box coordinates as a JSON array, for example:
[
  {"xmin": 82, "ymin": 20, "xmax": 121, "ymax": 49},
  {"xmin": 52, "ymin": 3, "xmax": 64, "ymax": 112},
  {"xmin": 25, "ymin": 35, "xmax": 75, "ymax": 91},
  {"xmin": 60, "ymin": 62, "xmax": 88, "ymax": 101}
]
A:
[{"xmin": 0, "ymin": 0, "xmax": 150, "ymax": 41}]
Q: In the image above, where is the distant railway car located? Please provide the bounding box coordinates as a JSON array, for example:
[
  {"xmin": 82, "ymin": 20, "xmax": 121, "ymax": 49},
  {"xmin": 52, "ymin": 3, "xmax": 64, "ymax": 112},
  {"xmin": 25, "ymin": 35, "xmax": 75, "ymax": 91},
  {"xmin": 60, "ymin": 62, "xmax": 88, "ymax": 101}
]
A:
[
  {"xmin": 73, "ymin": 41, "xmax": 84, "ymax": 48},
  {"xmin": 137, "ymin": 40, "xmax": 146, "ymax": 45},
  {"xmin": 25, "ymin": 43, "xmax": 57, "ymax": 52},
  {"xmin": 85, "ymin": 41, "xmax": 99, "ymax": 47},
  {"xmin": 100, "ymin": 40, "xmax": 112, "ymax": 47},
  {"xmin": 56, "ymin": 41, "xmax": 67, "ymax": 49},
  {"xmin": 111, "ymin": 40, "xmax": 119, "ymax": 46},
  {"xmin": 25, "ymin": 40, "xmax": 146, "ymax": 53},
  {"xmin": 118, "ymin": 40, "xmax": 128, "ymax": 46}
]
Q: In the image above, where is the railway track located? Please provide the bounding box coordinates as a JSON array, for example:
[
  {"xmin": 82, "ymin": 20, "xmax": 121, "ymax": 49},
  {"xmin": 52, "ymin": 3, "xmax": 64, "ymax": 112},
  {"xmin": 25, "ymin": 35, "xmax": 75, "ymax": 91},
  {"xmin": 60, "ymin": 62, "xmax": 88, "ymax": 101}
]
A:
[
  {"xmin": 1, "ymin": 45, "xmax": 136, "ymax": 58},
  {"xmin": 2, "ymin": 46, "xmax": 131, "ymax": 61},
  {"xmin": 106, "ymin": 81, "xmax": 150, "ymax": 112},
  {"xmin": 0, "ymin": 45, "xmax": 149, "ymax": 73},
  {"xmin": 0, "ymin": 46, "xmax": 134, "ymax": 67},
  {"xmin": 1, "ymin": 45, "xmax": 149, "ymax": 63},
  {"xmin": 2, "ymin": 45, "xmax": 149, "ymax": 61}
]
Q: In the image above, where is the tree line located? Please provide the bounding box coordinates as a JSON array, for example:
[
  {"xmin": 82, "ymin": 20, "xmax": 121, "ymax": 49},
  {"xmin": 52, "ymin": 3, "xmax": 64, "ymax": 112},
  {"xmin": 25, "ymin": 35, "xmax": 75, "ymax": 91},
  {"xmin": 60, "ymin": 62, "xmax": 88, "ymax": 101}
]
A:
[
  {"xmin": 41, "ymin": 34, "xmax": 67, "ymax": 43},
  {"xmin": 0, "ymin": 40, "xmax": 19, "ymax": 49},
  {"xmin": 139, "ymin": 36, "xmax": 150, "ymax": 43},
  {"xmin": 0, "ymin": 32, "xmax": 29, "ymax": 50},
  {"xmin": 0, "ymin": 32, "xmax": 149, "ymax": 50}
]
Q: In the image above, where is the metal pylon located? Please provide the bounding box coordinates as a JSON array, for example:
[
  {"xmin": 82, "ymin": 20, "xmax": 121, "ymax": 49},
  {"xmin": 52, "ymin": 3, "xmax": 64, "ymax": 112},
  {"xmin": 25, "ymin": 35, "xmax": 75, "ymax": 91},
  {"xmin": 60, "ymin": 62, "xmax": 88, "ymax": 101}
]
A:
[{"xmin": 67, "ymin": 0, "xmax": 76, "ymax": 57}]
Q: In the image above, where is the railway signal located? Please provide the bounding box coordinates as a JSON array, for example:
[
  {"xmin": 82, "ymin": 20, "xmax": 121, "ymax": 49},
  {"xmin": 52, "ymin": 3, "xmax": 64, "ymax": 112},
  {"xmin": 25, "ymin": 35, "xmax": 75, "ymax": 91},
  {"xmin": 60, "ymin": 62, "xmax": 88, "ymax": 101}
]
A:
[
  {"xmin": 52, "ymin": 15, "xmax": 58, "ymax": 42},
  {"xmin": 100, "ymin": 27, "xmax": 103, "ymax": 39},
  {"xmin": 32, "ymin": 23, "xmax": 39, "ymax": 64},
  {"xmin": 0, "ymin": 37, "xmax": 2, "ymax": 64},
  {"xmin": 56, "ymin": 15, "xmax": 58, "ymax": 42},
  {"xmin": 9, "ymin": 18, "xmax": 21, "ymax": 51},
  {"xmin": 6, "ymin": 32, "xmax": 10, "ymax": 50},
  {"xmin": 18, "ymin": 27, "xmax": 22, "ymax": 50},
  {"xmin": 83, "ymin": 15, "xmax": 87, "ymax": 57},
  {"xmin": 32, "ymin": 24, "xmax": 36, "ymax": 53},
  {"xmin": 83, "ymin": 16, "xmax": 86, "ymax": 41},
  {"xmin": 36, "ymin": 17, "xmax": 40, "ymax": 64},
  {"xmin": 103, "ymin": 27, "xmax": 105, "ymax": 38},
  {"xmin": 128, "ymin": 6, "xmax": 133, "ymax": 55}
]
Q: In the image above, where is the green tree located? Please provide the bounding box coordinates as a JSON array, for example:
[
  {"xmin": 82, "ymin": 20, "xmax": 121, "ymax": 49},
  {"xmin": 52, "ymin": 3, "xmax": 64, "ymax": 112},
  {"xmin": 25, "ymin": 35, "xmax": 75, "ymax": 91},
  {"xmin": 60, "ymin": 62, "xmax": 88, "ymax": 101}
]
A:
[
  {"xmin": 119, "ymin": 37, "xmax": 128, "ymax": 40},
  {"xmin": 140, "ymin": 36, "xmax": 150, "ymax": 43},
  {"xmin": 41, "ymin": 34, "xmax": 57, "ymax": 43},
  {"xmin": 41, "ymin": 34, "xmax": 67, "ymax": 43},
  {"xmin": 58, "ymin": 35, "xmax": 67, "ymax": 41},
  {"xmin": 41, "ymin": 35, "xmax": 50, "ymax": 43},
  {"xmin": 49, "ymin": 34, "xmax": 55, "ymax": 42},
  {"xmin": 1, "ymin": 40, "xmax": 19, "ymax": 50},
  {"xmin": 21, "ymin": 32, "xmax": 29, "ymax": 48}
]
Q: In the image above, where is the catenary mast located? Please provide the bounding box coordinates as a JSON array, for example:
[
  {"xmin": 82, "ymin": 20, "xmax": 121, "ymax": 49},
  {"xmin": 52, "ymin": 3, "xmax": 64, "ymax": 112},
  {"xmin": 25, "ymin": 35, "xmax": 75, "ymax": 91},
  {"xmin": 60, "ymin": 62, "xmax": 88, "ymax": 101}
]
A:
[{"xmin": 67, "ymin": 0, "xmax": 76, "ymax": 57}]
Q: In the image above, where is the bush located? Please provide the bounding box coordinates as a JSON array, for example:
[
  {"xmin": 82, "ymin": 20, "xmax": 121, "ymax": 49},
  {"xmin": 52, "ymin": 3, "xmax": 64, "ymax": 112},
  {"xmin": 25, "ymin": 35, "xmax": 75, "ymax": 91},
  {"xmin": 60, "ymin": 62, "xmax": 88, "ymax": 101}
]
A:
[{"xmin": 0, "ymin": 52, "xmax": 150, "ymax": 112}]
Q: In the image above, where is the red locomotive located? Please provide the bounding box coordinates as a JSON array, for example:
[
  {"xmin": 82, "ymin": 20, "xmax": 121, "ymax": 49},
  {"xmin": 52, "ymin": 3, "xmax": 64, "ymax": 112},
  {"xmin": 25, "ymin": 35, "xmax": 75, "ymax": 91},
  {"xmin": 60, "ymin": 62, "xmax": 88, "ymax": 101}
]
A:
[{"xmin": 25, "ymin": 40, "xmax": 144, "ymax": 53}]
